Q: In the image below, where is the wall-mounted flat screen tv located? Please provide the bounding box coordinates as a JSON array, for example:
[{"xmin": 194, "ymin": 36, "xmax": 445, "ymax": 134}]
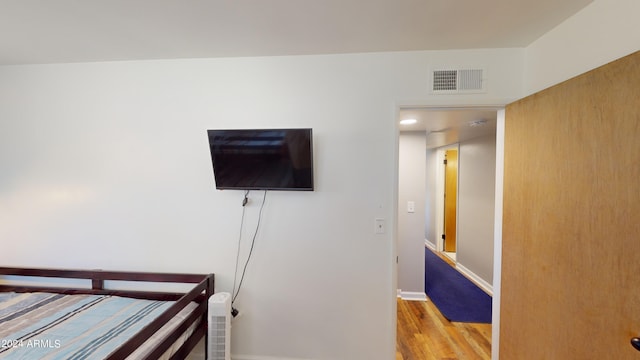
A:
[{"xmin": 207, "ymin": 128, "xmax": 314, "ymax": 191}]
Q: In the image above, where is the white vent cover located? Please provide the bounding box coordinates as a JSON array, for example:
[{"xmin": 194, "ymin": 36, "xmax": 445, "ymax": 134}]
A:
[
  {"xmin": 208, "ymin": 292, "xmax": 231, "ymax": 360},
  {"xmin": 431, "ymin": 68, "xmax": 486, "ymax": 94}
]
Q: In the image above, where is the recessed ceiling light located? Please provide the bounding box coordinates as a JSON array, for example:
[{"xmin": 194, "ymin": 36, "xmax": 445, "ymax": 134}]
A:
[
  {"xmin": 400, "ymin": 119, "xmax": 417, "ymax": 125},
  {"xmin": 469, "ymin": 119, "xmax": 488, "ymax": 127}
]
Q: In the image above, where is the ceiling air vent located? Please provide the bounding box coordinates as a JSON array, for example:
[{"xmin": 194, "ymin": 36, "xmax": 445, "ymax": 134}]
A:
[{"xmin": 431, "ymin": 68, "xmax": 486, "ymax": 94}]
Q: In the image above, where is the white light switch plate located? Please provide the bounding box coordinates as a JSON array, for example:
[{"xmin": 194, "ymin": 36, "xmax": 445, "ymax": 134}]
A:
[
  {"xmin": 407, "ymin": 201, "xmax": 415, "ymax": 213},
  {"xmin": 375, "ymin": 218, "xmax": 385, "ymax": 234}
]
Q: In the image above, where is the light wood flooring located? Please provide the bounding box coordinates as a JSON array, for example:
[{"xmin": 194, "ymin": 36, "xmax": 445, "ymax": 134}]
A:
[
  {"xmin": 396, "ymin": 298, "xmax": 491, "ymax": 360},
  {"xmin": 396, "ymin": 250, "xmax": 491, "ymax": 360}
]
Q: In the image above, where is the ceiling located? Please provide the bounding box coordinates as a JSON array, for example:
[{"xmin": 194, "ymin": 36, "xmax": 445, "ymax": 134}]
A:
[
  {"xmin": 399, "ymin": 108, "xmax": 498, "ymax": 148},
  {"xmin": 0, "ymin": 0, "xmax": 592, "ymax": 148},
  {"xmin": 0, "ymin": 0, "xmax": 593, "ymax": 66}
]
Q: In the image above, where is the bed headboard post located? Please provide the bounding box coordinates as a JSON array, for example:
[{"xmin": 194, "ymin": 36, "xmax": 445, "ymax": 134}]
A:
[
  {"xmin": 204, "ymin": 273, "xmax": 215, "ymax": 360},
  {"xmin": 207, "ymin": 273, "xmax": 215, "ymax": 298},
  {"xmin": 92, "ymin": 278, "xmax": 104, "ymax": 290}
]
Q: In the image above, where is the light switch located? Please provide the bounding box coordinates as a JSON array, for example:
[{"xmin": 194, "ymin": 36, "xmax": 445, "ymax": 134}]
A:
[
  {"xmin": 407, "ymin": 201, "xmax": 415, "ymax": 213},
  {"xmin": 375, "ymin": 218, "xmax": 385, "ymax": 234}
]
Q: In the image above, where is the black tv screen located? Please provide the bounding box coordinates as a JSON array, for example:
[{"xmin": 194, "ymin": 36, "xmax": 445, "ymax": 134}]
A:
[{"xmin": 207, "ymin": 128, "xmax": 314, "ymax": 191}]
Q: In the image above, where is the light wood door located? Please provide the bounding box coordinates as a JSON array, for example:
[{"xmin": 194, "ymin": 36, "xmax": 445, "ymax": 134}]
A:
[
  {"xmin": 501, "ymin": 51, "xmax": 640, "ymax": 359},
  {"xmin": 444, "ymin": 149, "xmax": 457, "ymax": 252}
]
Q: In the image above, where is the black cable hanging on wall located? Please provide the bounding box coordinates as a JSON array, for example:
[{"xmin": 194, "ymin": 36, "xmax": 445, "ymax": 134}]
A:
[{"xmin": 231, "ymin": 189, "xmax": 267, "ymax": 317}]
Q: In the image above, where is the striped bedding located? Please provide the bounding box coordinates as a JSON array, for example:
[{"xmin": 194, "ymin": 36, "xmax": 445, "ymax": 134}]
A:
[{"xmin": 0, "ymin": 292, "xmax": 199, "ymax": 359}]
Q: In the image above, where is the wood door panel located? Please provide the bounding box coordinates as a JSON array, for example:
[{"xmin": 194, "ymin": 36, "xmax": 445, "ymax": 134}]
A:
[
  {"xmin": 501, "ymin": 51, "xmax": 640, "ymax": 359},
  {"xmin": 444, "ymin": 150, "xmax": 458, "ymax": 252}
]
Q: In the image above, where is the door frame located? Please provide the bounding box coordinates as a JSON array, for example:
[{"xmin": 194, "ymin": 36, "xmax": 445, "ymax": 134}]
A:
[
  {"xmin": 436, "ymin": 144, "xmax": 459, "ymax": 253},
  {"xmin": 492, "ymin": 108, "xmax": 505, "ymax": 360},
  {"xmin": 393, "ymin": 103, "xmax": 507, "ymax": 360}
]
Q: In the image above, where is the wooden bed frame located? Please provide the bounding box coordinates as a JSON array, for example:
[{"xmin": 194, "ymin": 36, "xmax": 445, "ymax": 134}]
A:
[{"xmin": 0, "ymin": 267, "xmax": 215, "ymax": 360}]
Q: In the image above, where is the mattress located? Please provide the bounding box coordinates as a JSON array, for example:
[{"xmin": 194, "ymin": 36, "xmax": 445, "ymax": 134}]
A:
[{"xmin": 0, "ymin": 292, "xmax": 199, "ymax": 359}]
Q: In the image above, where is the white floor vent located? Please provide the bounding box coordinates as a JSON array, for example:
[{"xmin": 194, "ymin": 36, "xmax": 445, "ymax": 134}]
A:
[
  {"xmin": 207, "ymin": 292, "xmax": 231, "ymax": 360},
  {"xmin": 431, "ymin": 68, "xmax": 486, "ymax": 94}
]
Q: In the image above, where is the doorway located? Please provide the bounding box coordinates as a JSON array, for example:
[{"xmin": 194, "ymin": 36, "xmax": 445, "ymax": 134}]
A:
[
  {"xmin": 434, "ymin": 144, "xmax": 459, "ymax": 259},
  {"xmin": 395, "ymin": 105, "xmax": 505, "ymax": 358},
  {"xmin": 443, "ymin": 148, "xmax": 458, "ymax": 258}
]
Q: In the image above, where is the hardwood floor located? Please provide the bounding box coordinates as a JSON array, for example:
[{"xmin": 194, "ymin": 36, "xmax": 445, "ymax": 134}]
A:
[
  {"xmin": 396, "ymin": 249, "xmax": 491, "ymax": 360},
  {"xmin": 396, "ymin": 298, "xmax": 491, "ymax": 360}
]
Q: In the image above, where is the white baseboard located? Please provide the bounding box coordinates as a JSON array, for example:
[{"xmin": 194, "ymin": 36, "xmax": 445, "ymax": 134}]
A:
[
  {"xmin": 423, "ymin": 240, "xmax": 493, "ymax": 296},
  {"xmin": 396, "ymin": 290, "xmax": 427, "ymax": 301},
  {"xmin": 425, "ymin": 239, "xmax": 436, "ymax": 251},
  {"xmin": 455, "ymin": 263, "xmax": 493, "ymax": 296}
]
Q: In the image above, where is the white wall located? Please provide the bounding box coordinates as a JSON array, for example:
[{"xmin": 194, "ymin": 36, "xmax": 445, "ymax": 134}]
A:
[
  {"xmin": 457, "ymin": 133, "xmax": 496, "ymax": 286},
  {"xmin": 424, "ymin": 148, "xmax": 438, "ymax": 247},
  {"xmin": 422, "ymin": 135, "xmax": 496, "ymax": 288},
  {"xmin": 524, "ymin": 0, "xmax": 640, "ymax": 95},
  {"xmin": 397, "ymin": 131, "xmax": 426, "ymax": 298},
  {"xmin": 0, "ymin": 48, "xmax": 523, "ymax": 359}
]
